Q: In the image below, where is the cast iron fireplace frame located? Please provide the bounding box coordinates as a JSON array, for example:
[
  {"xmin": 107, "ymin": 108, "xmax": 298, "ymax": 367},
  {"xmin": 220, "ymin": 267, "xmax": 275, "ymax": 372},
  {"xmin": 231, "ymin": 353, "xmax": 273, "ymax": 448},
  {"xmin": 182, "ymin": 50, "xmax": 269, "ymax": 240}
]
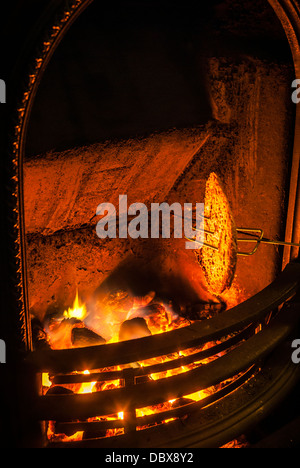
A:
[{"xmin": 1, "ymin": 0, "xmax": 300, "ymax": 448}]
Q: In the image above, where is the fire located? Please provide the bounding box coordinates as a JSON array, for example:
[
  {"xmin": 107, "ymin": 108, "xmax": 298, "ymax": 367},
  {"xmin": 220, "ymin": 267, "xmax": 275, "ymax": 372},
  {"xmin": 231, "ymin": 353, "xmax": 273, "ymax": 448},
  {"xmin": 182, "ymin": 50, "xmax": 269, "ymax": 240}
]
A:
[
  {"xmin": 42, "ymin": 372, "xmax": 52, "ymax": 387},
  {"xmin": 63, "ymin": 289, "xmax": 87, "ymax": 321},
  {"xmin": 79, "ymin": 370, "xmax": 96, "ymax": 394},
  {"xmin": 42, "ymin": 287, "xmax": 242, "ymax": 443}
]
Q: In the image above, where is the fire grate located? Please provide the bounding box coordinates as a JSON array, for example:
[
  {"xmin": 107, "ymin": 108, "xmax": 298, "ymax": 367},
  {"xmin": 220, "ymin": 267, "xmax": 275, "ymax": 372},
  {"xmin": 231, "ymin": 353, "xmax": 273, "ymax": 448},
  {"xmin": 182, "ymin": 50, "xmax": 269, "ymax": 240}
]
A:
[{"xmin": 24, "ymin": 261, "xmax": 300, "ymax": 447}]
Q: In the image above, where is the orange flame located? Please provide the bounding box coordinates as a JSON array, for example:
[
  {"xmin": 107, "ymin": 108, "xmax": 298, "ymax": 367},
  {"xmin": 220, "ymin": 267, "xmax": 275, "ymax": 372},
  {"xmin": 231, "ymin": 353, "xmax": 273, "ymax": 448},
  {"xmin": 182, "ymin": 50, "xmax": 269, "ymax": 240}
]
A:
[{"xmin": 63, "ymin": 289, "xmax": 87, "ymax": 321}]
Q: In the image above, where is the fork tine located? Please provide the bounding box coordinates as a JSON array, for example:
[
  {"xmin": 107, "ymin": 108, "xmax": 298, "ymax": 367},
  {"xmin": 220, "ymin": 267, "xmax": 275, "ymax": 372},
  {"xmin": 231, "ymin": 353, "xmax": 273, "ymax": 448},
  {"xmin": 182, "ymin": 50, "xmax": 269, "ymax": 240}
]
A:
[{"xmin": 184, "ymin": 236, "xmax": 219, "ymax": 250}]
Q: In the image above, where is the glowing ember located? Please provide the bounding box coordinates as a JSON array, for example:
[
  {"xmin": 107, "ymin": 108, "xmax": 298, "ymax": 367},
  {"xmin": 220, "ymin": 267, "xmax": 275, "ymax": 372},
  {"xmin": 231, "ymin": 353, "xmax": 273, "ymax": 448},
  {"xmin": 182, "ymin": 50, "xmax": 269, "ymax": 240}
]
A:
[{"xmin": 79, "ymin": 370, "xmax": 96, "ymax": 394}]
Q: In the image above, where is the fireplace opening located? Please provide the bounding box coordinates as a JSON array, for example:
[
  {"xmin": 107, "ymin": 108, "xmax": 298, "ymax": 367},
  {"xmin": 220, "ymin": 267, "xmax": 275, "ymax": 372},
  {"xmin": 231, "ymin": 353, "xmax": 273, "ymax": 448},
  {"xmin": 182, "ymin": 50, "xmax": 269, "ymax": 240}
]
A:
[
  {"xmin": 24, "ymin": 0, "xmax": 299, "ymax": 448},
  {"xmin": 2, "ymin": 0, "xmax": 300, "ymax": 449},
  {"xmin": 24, "ymin": 0, "xmax": 296, "ymax": 320}
]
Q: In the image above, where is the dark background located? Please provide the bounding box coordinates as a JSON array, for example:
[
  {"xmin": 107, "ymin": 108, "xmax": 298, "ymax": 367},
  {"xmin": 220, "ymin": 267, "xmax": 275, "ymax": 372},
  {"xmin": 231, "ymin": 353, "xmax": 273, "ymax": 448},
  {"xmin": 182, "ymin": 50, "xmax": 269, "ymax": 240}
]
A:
[{"xmin": 2, "ymin": 0, "xmax": 292, "ymax": 157}]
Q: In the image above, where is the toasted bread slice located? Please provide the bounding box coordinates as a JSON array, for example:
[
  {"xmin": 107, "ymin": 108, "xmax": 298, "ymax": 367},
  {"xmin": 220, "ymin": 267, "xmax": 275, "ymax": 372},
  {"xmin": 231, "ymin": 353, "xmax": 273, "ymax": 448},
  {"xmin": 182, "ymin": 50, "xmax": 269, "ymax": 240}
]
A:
[{"xmin": 195, "ymin": 172, "xmax": 237, "ymax": 295}]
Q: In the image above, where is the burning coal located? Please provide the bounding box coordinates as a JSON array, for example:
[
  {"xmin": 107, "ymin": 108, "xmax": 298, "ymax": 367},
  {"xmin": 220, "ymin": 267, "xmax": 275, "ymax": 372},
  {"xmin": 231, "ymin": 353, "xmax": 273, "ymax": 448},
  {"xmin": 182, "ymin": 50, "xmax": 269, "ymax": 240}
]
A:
[
  {"xmin": 40, "ymin": 287, "xmax": 234, "ymax": 443},
  {"xmin": 44, "ymin": 288, "xmax": 189, "ymax": 350}
]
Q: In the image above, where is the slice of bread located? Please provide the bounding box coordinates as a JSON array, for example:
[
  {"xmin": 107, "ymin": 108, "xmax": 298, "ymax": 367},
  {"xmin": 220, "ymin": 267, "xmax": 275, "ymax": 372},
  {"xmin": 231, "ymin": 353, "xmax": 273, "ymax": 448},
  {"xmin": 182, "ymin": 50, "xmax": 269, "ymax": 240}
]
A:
[{"xmin": 195, "ymin": 172, "xmax": 237, "ymax": 296}]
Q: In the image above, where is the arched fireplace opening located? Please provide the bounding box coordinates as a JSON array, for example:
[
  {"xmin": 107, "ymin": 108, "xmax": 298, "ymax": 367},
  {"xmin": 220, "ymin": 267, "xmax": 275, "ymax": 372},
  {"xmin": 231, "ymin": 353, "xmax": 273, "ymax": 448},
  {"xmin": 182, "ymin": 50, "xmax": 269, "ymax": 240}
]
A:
[{"xmin": 1, "ymin": 0, "xmax": 300, "ymax": 448}]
